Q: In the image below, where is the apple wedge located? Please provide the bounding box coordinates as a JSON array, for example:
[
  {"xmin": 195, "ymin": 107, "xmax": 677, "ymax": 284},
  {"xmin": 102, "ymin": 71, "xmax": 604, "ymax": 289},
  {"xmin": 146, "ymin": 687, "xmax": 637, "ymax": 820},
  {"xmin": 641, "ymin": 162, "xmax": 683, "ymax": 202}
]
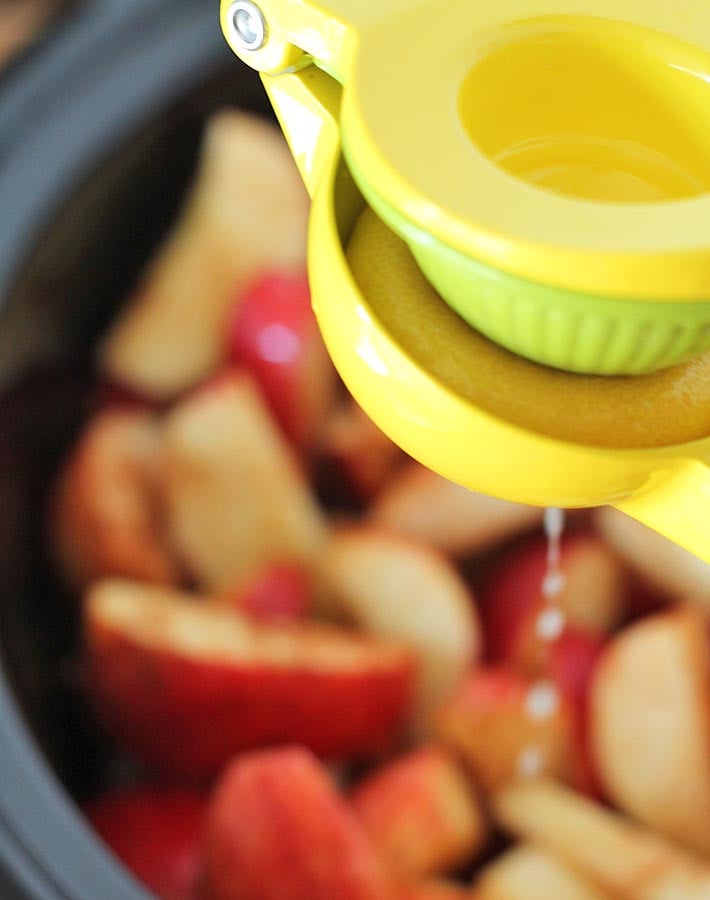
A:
[
  {"xmin": 98, "ymin": 111, "xmax": 309, "ymax": 400},
  {"xmin": 226, "ymin": 271, "xmax": 337, "ymax": 449},
  {"xmin": 83, "ymin": 786, "xmax": 207, "ymax": 900},
  {"xmin": 162, "ymin": 372, "xmax": 326, "ymax": 592},
  {"xmin": 319, "ymin": 528, "xmax": 481, "ymax": 720},
  {"xmin": 595, "ymin": 507, "xmax": 710, "ymax": 608},
  {"xmin": 475, "ymin": 845, "xmax": 610, "ymax": 900},
  {"xmin": 50, "ymin": 408, "xmax": 178, "ymax": 589},
  {"xmin": 85, "ymin": 579, "xmax": 416, "ymax": 777},
  {"xmin": 351, "ymin": 746, "xmax": 487, "ymax": 878},
  {"xmin": 370, "ymin": 462, "xmax": 541, "ymax": 557},
  {"xmin": 480, "ymin": 532, "xmax": 625, "ymax": 673},
  {"xmin": 492, "ymin": 778, "xmax": 710, "ymax": 900},
  {"xmin": 201, "ymin": 747, "xmax": 390, "ymax": 900},
  {"xmin": 396, "ymin": 882, "xmax": 470, "ymax": 900},
  {"xmin": 321, "ymin": 398, "xmax": 405, "ymax": 499},
  {"xmin": 590, "ymin": 608, "xmax": 710, "ymax": 854},
  {"xmin": 218, "ymin": 563, "xmax": 310, "ymax": 622},
  {"xmin": 435, "ymin": 669, "xmax": 580, "ymax": 792}
]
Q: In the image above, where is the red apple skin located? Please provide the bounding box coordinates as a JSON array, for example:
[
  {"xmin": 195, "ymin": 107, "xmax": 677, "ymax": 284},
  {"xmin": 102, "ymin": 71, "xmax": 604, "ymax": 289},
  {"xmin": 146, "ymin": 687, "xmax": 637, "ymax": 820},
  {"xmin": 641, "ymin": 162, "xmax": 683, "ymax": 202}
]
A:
[
  {"xmin": 223, "ymin": 563, "xmax": 310, "ymax": 622},
  {"xmin": 480, "ymin": 531, "xmax": 624, "ymax": 675},
  {"xmin": 350, "ymin": 746, "xmax": 486, "ymax": 878},
  {"xmin": 226, "ymin": 271, "xmax": 336, "ymax": 448},
  {"xmin": 83, "ymin": 786, "xmax": 206, "ymax": 900},
  {"xmin": 548, "ymin": 629, "xmax": 606, "ymax": 798},
  {"xmin": 200, "ymin": 747, "xmax": 390, "ymax": 900},
  {"xmin": 86, "ymin": 581, "xmax": 416, "ymax": 778}
]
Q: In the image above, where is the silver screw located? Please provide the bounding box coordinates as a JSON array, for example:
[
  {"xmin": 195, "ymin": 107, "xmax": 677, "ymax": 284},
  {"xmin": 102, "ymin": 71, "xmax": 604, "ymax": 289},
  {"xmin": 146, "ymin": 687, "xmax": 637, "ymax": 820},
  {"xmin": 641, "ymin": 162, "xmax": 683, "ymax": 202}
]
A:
[{"xmin": 227, "ymin": 0, "xmax": 267, "ymax": 51}]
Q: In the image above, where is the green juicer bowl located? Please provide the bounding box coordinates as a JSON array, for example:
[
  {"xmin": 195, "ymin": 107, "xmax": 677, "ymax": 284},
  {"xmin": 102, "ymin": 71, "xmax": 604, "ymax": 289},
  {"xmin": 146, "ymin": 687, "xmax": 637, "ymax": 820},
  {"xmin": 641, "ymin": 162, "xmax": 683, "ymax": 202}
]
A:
[{"xmin": 410, "ymin": 236, "xmax": 710, "ymax": 377}]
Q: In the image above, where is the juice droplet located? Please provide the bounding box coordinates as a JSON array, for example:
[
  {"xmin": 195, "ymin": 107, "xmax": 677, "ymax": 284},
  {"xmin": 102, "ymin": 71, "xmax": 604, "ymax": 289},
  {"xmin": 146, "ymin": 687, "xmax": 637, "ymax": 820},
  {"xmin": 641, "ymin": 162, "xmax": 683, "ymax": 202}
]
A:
[
  {"xmin": 517, "ymin": 746, "xmax": 546, "ymax": 779},
  {"xmin": 519, "ymin": 508, "xmax": 567, "ymax": 780},
  {"xmin": 525, "ymin": 679, "xmax": 560, "ymax": 721},
  {"xmin": 542, "ymin": 570, "xmax": 567, "ymax": 599},
  {"xmin": 536, "ymin": 605, "xmax": 566, "ymax": 642}
]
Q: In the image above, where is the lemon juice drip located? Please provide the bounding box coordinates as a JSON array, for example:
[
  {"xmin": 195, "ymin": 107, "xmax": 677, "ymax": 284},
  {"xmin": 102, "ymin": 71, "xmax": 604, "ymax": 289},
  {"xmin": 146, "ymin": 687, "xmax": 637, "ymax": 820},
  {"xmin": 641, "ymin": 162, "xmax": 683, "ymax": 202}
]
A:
[{"xmin": 517, "ymin": 507, "xmax": 566, "ymax": 779}]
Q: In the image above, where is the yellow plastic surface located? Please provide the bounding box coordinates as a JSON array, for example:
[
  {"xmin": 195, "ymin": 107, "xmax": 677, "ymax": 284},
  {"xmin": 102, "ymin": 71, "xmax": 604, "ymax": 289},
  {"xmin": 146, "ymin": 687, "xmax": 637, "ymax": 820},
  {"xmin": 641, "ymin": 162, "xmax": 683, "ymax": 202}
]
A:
[
  {"xmin": 263, "ymin": 64, "xmax": 710, "ymax": 561},
  {"xmin": 223, "ymin": 0, "xmax": 710, "ymax": 300},
  {"xmin": 222, "ymin": 8, "xmax": 710, "ymax": 560}
]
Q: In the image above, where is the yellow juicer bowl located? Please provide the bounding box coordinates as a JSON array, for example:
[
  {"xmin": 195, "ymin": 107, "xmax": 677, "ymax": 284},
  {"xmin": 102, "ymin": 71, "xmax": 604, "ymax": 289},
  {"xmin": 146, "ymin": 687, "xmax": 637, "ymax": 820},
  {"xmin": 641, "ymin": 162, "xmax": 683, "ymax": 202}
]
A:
[{"xmin": 221, "ymin": 0, "xmax": 710, "ymax": 562}]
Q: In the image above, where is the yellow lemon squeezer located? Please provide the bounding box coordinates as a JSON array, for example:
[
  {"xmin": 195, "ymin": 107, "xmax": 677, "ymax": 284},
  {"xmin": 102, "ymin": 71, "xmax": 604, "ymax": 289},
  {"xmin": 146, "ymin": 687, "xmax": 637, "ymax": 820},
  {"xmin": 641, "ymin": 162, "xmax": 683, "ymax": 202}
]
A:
[{"xmin": 222, "ymin": 0, "xmax": 710, "ymax": 562}]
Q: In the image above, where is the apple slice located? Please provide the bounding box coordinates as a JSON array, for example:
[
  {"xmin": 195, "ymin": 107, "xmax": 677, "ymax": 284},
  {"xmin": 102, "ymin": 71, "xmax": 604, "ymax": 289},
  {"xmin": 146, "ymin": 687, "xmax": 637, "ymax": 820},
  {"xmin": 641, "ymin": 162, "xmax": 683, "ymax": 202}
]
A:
[
  {"xmin": 475, "ymin": 845, "xmax": 610, "ymax": 900},
  {"xmin": 201, "ymin": 746, "xmax": 390, "ymax": 900},
  {"xmin": 435, "ymin": 669, "xmax": 580, "ymax": 792},
  {"xmin": 396, "ymin": 882, "xmax": 470, "ymax": 900},
  {"xmin": 321, "ymin": 398, "xmax": 405, "ymax": 499},
  {"xmin": 83, "ymin": 786, "xmax": 206, "ymax": 900},
  {"xmin": 595, "ymin": 507, "xmax": 710, "ymax": 608},
  {"xmin": 480, "ymin": 532, "xmax": 625, "ymax": 674},
  {"xmin": 226, "ymin": 271, "xmax": 337, "ymax": 448},
  {"xmin": 319, "ymin": 528, "xmax": 481, "ymax": 721},
  {"xmin": 162, "ymin": 372, "xmax": 326, "ymax": 592},
  {"xmin": 492, "ymin": 778, "xmax": 710, "ymax": 900},
  {"xmin": 99, "ymin": 111, "xmax": 309, "ymax": 400},
  {"xmin": 85, "ymin": 579, "xmax": 415, "ymax": 777},
  {"xmin": 590, "ymin": 608, "xmax": 710, "ymax": 854},
  {"xmin": 218, "ymin": 563, "xmax": 310, "ymax": 622},
  {"xmin": 351, "ymin": 746, "xmax": 487, "ymax": 878},
  {"xmin": 50, "ymin": 408, "xmax": 178, "ymax": 589},
  {"xmin": 547, "ymin": 629, "xmax": 605, "ymax": 798},
  {"xmin": 370, "ymin": 462, "xmax": 541, "ymax": 557}
]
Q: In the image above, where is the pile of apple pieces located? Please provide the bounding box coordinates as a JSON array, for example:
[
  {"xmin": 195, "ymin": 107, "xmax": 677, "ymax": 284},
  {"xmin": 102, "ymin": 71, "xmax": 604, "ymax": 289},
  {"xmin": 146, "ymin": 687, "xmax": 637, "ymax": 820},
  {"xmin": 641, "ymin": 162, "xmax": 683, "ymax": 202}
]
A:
[{"xmin": 51, "ymin": 110, "xmax": 710, "ymax": 900}]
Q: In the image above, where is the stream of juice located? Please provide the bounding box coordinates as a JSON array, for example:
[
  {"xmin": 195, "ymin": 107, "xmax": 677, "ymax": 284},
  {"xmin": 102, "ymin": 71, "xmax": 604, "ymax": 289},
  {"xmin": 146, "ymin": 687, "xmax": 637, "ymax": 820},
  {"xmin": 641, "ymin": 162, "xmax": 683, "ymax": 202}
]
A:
[{"xmin": 516, "ymin": 507, "xmax": 566, "ymax": 778}]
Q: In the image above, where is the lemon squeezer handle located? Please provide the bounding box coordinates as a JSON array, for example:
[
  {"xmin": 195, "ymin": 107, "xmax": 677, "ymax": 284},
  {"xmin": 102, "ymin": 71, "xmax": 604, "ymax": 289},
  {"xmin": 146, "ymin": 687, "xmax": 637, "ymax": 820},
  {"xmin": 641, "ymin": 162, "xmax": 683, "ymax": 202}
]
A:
[
  {"xmin": 220, "ymin": 0, "xmax": 418, "ymax": 77},
  {"xmin": 614, "ymin": 460, "xmax": 710, "ymax": 564}
]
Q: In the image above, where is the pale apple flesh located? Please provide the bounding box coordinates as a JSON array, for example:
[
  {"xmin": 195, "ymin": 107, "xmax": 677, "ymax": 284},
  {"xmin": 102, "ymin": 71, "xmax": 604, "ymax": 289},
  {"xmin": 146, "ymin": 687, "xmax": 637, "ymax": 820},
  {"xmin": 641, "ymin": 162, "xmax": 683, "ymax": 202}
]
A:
[
  {"xmin": 318, "ymin": 527, "xmax": 481, "ymax": 723},
  {"xmin": 98, "ymin": 112, "xmax": 309, "ymax": 400},
  {"xmin": 162, "ymin": 372, "xmax": 326, "ymax": 593},
  {"xmin": 591, "ymin": 608, "xmax": 710, "ymax": 854}
]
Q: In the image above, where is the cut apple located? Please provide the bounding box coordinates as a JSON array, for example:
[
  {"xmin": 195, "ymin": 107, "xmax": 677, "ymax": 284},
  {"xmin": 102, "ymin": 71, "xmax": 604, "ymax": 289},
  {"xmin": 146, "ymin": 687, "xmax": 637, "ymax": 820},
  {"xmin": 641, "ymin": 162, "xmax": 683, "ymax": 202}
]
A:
[
  {"xmin": 201, "ymin": 746, "xmax": 390, "ymax": 900},
  {"xmin": 98, "ymin": 111, "xmax": 309, "ymax": 400},
  {"xmin": 370, "ymin": 462, "xmax": 541, "ymax": 557},
  {"xmin": 50, "ymin": 408, "xmax": 178, "ymax": 589},
  {"xmin": 83, "ymin": 786, "xmax": 207, "ymax": 900},
  {"xmin": 493, "ymin": 778, "xmax": 710, "ymax": 900},
  {"xmin": 396, "ymin": 882, "xmax": 470, "ymax": 900},
  {"xmin": 595, "ymin": 507, "xmax": 710, "ymax": 608},
  {"xmin": 480, "ymin": 531, "xmax": 625, "ymax": 674},
  {"xmin": 351, "ymin": 746, "xmax": 486, "ymax": 878},
  {"xmin": 475, "ymin": 844, "xmax": 610, "ymax": 900},
  {"xmin": 226, "ymin": 271, "xmax": 337, "ymax": 448},
  {"xmin": 319, "ymin": 528, "xmax": 481, "ymax": 721},
  {"xmin": 547, "ymin": 629, "xmax": 605, "ymax": 798},
  {"xmin": 590, "ymin": 608, "xmax": 710, "ymax": 854},
  {"xmin": 218, "ymin": 563, "xmax": 310, "ymax": 622},
  {"xmin": 162, "ymin": 372, "xmax": 326, "ymax": 592},
  {"xmin": 321, "ymin": 398, "xmax": 405, "ymax": 499},
  {"xmin": 435, "ymin": 668, "xmax": 580, "ymax": 792},
  {"xmin": 85, "ymin": 579, "xmax": 416, "ymax": 777}
]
